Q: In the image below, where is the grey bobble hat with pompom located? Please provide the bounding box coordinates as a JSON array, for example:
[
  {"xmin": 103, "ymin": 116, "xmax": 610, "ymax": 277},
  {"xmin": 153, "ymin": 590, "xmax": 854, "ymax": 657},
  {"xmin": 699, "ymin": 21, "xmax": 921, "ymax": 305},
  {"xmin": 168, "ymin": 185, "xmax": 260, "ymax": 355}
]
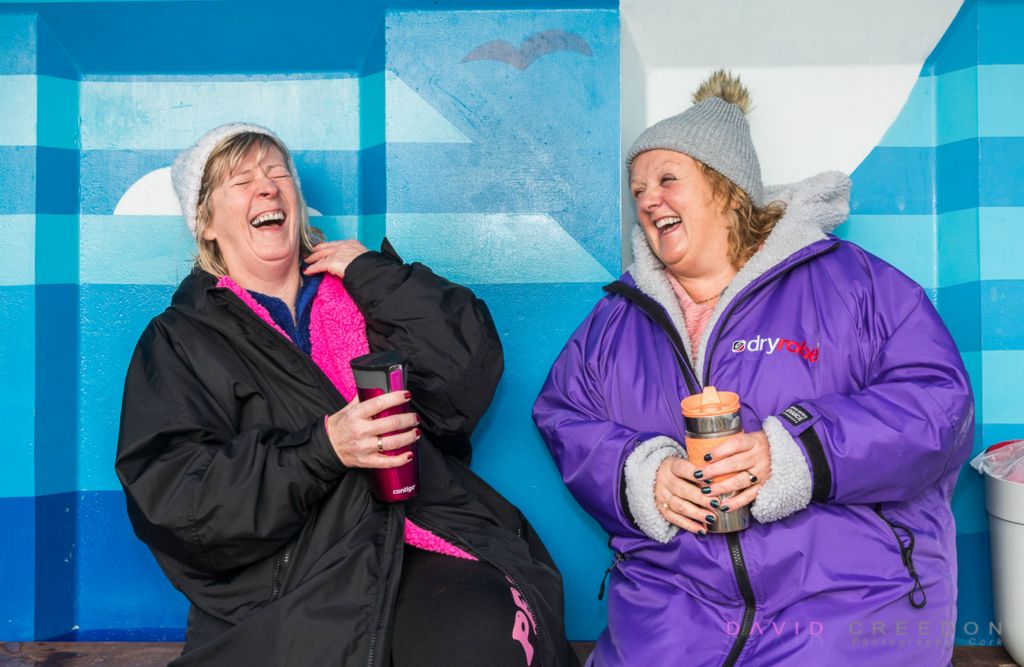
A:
[{"xmin": 627, "ymin": 70, "xmax": 764, "ymax": 205}]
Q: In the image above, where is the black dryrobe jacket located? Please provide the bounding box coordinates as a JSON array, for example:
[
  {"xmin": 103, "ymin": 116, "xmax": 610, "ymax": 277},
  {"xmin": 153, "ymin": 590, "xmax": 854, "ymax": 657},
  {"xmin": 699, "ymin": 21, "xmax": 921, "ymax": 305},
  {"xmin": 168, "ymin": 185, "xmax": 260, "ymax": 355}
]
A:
[{"xmin": 115, "ymin": 242, "xmax": 574, "ymax": 666}]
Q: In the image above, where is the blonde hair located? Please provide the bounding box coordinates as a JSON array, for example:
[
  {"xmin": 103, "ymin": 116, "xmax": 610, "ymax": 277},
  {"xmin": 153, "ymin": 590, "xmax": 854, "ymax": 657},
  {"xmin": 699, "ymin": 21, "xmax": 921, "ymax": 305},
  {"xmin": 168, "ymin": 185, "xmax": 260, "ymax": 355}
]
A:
[
  {"xmin": 193, "ymin": 132, "xmax": 324, "ymax": 276},
  {"xmin": 700, "ymin": 162, "xmax": 786, "ymax": 269}
]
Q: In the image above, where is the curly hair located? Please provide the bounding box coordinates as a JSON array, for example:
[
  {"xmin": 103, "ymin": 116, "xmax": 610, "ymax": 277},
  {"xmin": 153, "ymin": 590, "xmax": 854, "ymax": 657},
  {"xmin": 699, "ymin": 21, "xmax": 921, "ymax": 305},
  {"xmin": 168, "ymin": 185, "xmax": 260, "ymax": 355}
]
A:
[{"xmin": 700, "ymin": 162, "xmax": 786, "ymax": 269}]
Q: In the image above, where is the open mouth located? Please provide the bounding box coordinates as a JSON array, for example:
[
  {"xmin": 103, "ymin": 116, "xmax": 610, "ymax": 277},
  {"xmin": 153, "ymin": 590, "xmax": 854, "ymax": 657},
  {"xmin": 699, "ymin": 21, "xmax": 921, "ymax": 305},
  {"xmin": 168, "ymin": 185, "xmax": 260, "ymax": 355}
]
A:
[
  {"xmin": 251, "ymin": 210, "xmax": 286, "ymax": 229},
  {"xmin": 654, "ymin": 216, "xmax": 681, "ymax": 232}
]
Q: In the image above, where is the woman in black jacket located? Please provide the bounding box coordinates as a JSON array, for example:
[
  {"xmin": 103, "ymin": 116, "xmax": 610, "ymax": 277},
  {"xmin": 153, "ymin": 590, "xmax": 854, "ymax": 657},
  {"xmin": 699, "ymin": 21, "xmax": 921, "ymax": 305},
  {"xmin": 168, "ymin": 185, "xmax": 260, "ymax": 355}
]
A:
[{"xmin": 115, "ymin": 123, "xmax": 574, "ymax": 666}]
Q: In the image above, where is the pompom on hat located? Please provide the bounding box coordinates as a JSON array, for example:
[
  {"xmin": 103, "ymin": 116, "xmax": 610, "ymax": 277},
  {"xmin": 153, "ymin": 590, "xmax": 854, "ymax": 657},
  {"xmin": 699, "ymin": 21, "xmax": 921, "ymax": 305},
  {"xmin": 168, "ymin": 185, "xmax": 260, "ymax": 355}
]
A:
[
  {"xmin": 171, "ymin": 123, "xmax": 296, "ymax": 235},
  {"xmin": 626, "ymin": 70, "xmax": 764, "ymax": 206}
]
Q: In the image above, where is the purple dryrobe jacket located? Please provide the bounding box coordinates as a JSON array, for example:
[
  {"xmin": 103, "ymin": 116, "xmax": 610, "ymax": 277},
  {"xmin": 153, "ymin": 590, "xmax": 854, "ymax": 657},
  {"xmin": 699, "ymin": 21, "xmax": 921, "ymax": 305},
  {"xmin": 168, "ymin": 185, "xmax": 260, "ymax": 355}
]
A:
[{"xmin": 533, "ymin": 172, "xmax": 974, "ymax": 667}]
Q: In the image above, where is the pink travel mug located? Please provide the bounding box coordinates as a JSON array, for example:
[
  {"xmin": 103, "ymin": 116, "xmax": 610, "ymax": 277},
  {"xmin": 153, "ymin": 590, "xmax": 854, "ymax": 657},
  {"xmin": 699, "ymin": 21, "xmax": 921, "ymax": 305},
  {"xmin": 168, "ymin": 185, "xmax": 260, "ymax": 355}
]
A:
[{"xmin": 350, "ymin": 351, "xmax": 418, "ymax": 502}]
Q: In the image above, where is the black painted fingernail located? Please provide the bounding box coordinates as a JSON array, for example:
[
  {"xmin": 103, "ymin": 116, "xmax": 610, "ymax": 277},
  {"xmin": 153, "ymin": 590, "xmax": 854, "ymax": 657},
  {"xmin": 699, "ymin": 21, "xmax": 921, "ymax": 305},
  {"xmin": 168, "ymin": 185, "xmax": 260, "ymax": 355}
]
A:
[
  {"xmin": 697, "ymin": 529, "xmax": 707, "ymax": 536},
  {"xmin": 701, "ymin": 486, "xmax": 712, "ymax": 495},
  {"xmin": 705, "ymin": 514, "xmax": 716, "ymax": 524},
  {"xmin": 694, "ymin": 470, "xmax": 703, "ymax": 479},
  {"xmin": 704, "ymin": 453, "xmax": 713, "ymax": 462},
  {"xmin": 710, "ymin": 499, "xmax": 720, "ymax": 509},
  {"xmin": 721, "ymin": 505, "xmax": 730, "ymax": 513}
]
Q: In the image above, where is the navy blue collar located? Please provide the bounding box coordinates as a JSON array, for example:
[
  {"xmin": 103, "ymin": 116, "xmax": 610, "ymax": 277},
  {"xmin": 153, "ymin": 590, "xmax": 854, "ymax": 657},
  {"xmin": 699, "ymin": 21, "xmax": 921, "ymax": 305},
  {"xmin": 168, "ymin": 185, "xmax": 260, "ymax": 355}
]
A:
[{"xmin": 248, "ymin": 273, "xmax": 324, "ymax": 355}]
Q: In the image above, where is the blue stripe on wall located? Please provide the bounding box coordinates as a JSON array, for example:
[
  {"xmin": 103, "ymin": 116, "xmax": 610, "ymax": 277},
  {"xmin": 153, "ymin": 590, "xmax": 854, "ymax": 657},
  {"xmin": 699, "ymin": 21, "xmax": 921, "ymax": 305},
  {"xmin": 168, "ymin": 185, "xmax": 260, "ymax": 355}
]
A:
[
  {"xmin": 37, "ymin": 76, "xmax": 79, "ymax": 150},
  {"xmin": 980, "ymin": 280, "xmax": 1024, "ymax": 350},
  {"xmin": 953, "ymin": 464, "xmax": 987, "ymax": 535},
  {"xmin": 34, "ymin": 492, "xmax": 76, "ymax": 640},
  {"xmin": 0, "ymin": 496, "xmax": 35, "ymax": 639},
  {"xmin": 980, "ymin": 0, "xmax": 1024, "ymax": 66},
  {"xmin": 0, "ymin": 285, "xmax": 35, "ymax": 498},
  {"xmin": 292, "ymin": 151, "xmax": 360, "ymax": 216},
  {"xmin": 78, "ymin": 284, "xmax": 175, "ymax": 492},
  {"xmin": 35, "ymin": 214, "xmax": 79, "ymax": 285},
  {"xmin": 837, "ymin": 214, "xmax": 936, "ymax": 289},
  {"xmin": 850, "ymin": 146, "xmax": 934, "ymax": 215},
  {"xmin": 852, "ymin": 137, "xmax": 1024, "ymax": 215},
  {"xmin": 955, "ymin": 531, "xmax": 998, "ymax": 644},
  {"xmin": 983, "ymin": 350, "xmax": 1024, "ymax": 423},
  {"xmin": 81, "ymin": 150, "xmax": 359, "ymax": 216},
  {"xmin": 937, "ymin": 281, "xmax": 981, "ymax": 353},
  {"xmin": 979, "ymin": 136, "xmax": 1024, "ymax": 207},
  {"xmin": 0, "ymin": 75, "xmax": 36, "ymax": 146},
  {"xmin": 938, "ymin": 138, "xmax": 980, "ymax": 214},
  {"xmin": 0, "ymin": 146, "xmax": 35, "ymax": 214},
  {"xmin": 76, "ymin": 490, "xmax": 189, "ymax": 638},
  {"xmin": 36, "ymin": 16, "xmax": 78, "ymax": 81},
  {"xmin": 982, "ymin": 423, "xmax": 1024, "ymax": 446},
  {"xmin": 34, "ymin": 284, "xmax": 79, "ymax": 497},
  {"xmin": 0, "ymin": 215, "xmax": 35, "ymax": 286},
  {"xmin": 361, "ymin": 143, "xmax": 386, "ymax": 215},
  {"xmin": 924, "ymin": 0, "xmax": 976, "ymax": 76},
  {"xmin": 938, "ymin": 208, "xmax": 980, "ymax": 287},
  {"xmin": 80, "ymin": 150, "xmax": 177, "ymax": 215},
  {"xmin": 0, "ymin": 14, "xmax": 37, "ymax": 75},
  {"xmin": 35, "ymin": 146, "xmax": 79, "ymax": 215},
  {"xmin": 469, "ymin": 281, "xmax": 611, "ymax": 639}
]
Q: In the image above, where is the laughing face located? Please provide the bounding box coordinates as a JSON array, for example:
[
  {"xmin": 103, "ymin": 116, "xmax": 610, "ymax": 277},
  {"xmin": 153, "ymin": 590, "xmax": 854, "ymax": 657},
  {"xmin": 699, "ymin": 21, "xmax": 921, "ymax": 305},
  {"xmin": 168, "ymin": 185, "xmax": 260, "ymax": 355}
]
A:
[
  {"xmin": 630, "ymin": 150, "xmax": 734, "ymax": 281},
  {"xmin": 203, "ymin": 144, "xmax": 301, "ymax": 279}
]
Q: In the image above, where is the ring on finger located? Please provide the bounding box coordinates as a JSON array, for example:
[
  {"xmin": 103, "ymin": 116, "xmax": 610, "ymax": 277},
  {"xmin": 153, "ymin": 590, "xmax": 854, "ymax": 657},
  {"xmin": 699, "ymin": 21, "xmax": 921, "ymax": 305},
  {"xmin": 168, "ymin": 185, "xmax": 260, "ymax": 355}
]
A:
[
  {"xmin": 376, "ymin": 435, "xmax": 384, "ymax": 453},
  {"xmin": 746, "ymin": 469, "xmax": 758, "ymax": 484}
]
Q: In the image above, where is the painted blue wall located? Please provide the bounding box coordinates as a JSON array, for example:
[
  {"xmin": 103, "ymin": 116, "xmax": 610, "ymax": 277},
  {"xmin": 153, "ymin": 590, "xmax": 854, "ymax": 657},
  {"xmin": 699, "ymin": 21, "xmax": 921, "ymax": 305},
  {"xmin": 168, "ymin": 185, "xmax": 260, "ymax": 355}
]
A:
[{"xmin": 0, "ymin": 0, "xmax": 1017, "ymax": 650}]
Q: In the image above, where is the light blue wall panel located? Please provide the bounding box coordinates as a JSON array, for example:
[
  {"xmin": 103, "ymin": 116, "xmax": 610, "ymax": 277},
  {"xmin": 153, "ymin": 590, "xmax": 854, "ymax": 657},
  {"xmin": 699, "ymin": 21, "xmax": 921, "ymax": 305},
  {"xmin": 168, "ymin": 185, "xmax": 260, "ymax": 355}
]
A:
[
  {"xmin": 0, "ymin": 75, "xmax": 37, "ymax": 146},
  {"xmin": 937, "ymin": 66, "xmax": 979, "ymax": 145},
  {"xmin": 384, "ymin": 9, "xmax": 621, "ymax": 277},
  {"xmin": 979, "ymin": 207, "xmax": 1024, "ymax": 280},
  {"xmin": 838, "ymin": 214, "xmax": 937, "ymax": 290},
  {"xmin": 982, "ymin": 350, "xmax": 1024, "ymax": 423},
  {"xmin": 80, "ymin": 215, "xmax": 194, "ymax": 286},
  {"xmin": 80, "ymin": 77, "xmax": 360, "ymax": 151},
  {"xmin": 0, "ymin": 214, "xmax": 35, "ymax": 286},
  {"xmin": 0, "ymin": 146, "xmax": 36, "ymax": 214}
]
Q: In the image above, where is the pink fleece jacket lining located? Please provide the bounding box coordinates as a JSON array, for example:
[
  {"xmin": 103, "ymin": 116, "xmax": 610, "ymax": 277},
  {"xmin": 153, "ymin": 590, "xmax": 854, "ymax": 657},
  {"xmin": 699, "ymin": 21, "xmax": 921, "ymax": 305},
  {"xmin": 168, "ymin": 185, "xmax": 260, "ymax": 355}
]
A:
[{"xmin": 217, "ymin": 273, "xmax": 476, "ymax": 561}]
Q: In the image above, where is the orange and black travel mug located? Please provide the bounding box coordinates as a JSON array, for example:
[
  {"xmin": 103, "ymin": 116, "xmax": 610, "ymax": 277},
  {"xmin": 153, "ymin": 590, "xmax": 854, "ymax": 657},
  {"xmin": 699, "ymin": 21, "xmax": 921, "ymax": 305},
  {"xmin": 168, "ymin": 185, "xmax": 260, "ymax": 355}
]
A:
[{"xmin": 681, "ymin": 386, "xmax": 751, "ymax": 533}]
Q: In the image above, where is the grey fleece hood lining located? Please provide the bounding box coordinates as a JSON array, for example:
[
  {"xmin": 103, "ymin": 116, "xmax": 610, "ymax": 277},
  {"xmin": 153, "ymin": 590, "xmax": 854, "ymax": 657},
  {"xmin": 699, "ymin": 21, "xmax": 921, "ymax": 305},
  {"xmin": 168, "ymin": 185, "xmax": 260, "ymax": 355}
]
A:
[{"xmin": 628, "ymin": 171, "xmax": 852, "ymax": 377}]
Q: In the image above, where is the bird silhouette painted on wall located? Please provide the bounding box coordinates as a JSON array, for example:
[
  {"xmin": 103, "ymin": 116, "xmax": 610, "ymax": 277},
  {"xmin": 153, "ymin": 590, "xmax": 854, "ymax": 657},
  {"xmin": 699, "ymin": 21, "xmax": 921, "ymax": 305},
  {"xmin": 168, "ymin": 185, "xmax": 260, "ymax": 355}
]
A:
[{"xmin": 461, "ymin": 30, "xmax": 593, "ymax": 69}]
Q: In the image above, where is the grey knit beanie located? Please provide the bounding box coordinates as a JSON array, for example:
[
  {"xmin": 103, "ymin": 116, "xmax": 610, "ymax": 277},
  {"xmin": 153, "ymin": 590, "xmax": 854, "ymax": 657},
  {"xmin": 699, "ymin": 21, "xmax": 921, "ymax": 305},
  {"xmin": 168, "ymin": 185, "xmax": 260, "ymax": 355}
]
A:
[
  {"xmin": 626, "ymin": 70, "xmax": 764, "ymax": 206},
  {"xmin": 171, "ymin": 123, "xmax": 294, "ymax": 235}
]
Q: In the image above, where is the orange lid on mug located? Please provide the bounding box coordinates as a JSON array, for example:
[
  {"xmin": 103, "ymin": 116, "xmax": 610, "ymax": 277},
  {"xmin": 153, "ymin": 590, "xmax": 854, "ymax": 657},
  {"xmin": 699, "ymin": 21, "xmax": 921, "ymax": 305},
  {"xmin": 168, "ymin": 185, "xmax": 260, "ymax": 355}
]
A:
[{"xmin": 681, "ymin": 386, "xmax": 740, "ymax": 418}]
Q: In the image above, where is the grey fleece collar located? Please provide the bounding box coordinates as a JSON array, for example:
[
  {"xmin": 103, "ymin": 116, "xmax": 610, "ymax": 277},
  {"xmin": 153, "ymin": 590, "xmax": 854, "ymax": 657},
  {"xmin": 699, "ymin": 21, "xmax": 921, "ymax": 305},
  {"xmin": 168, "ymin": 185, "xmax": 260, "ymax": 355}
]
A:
[{"xmin": 628, "ymin": 171, "xmax": 851, "ymax": 376}]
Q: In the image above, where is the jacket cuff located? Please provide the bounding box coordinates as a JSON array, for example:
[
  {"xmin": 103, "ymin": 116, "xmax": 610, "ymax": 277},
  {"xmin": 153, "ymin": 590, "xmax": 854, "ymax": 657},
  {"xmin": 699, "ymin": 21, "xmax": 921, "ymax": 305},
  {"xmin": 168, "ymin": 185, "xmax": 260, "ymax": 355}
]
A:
[
  {"xmin": 751, "ymin": 416, "xmax": 812, "ymax": 523},
  {"xmin": 623, "ymin": 436, "xmax": 686, "ymax": 543},
  {"xmin": 298, "ymin": 416, "xmax": 348, "ymax": 480}
]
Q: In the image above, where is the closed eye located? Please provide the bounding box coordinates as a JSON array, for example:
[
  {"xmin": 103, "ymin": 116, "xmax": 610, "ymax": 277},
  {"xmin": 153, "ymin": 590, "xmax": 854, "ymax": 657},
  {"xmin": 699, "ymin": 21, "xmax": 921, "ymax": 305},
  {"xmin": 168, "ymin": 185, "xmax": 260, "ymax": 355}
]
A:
[{"xmin": 660, "ymin": 174, "xmax": 676, "ymax": 185}]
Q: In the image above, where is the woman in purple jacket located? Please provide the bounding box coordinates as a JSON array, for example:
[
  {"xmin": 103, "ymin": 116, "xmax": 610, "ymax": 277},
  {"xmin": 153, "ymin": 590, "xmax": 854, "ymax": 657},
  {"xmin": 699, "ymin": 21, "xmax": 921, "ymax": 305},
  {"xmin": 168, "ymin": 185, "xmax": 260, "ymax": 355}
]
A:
[{"xmin": 533, "ymin": 70, "xmax": 974, "ymax": 666}]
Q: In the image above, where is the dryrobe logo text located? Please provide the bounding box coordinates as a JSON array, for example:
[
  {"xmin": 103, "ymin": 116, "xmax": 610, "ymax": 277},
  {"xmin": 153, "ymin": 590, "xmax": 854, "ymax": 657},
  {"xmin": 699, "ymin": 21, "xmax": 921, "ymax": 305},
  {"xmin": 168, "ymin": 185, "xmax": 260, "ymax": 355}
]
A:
[{"xmin": 731, "ymin": 335, "xmax": 820, "ymax": 363}]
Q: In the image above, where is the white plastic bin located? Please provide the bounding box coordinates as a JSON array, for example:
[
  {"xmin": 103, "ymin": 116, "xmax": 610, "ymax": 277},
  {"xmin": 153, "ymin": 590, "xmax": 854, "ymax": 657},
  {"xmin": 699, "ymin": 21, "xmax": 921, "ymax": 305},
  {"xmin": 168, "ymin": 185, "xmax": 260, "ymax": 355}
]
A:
[{"xmin": 980, "ymin": 441, "xmax": 1024, "ymax": 665}]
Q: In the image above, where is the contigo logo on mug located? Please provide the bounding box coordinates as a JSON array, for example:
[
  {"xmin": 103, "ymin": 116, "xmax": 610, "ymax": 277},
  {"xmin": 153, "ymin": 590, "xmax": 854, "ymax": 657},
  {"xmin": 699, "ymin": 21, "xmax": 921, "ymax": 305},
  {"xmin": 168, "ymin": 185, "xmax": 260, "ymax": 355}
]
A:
[
  {"xmin": 731, "ymin": 335, "xmax": 820, "ymax": 363},
  {"xmin": 393, "ymin": 485, "xmax": 417, "ymax": 495}
]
